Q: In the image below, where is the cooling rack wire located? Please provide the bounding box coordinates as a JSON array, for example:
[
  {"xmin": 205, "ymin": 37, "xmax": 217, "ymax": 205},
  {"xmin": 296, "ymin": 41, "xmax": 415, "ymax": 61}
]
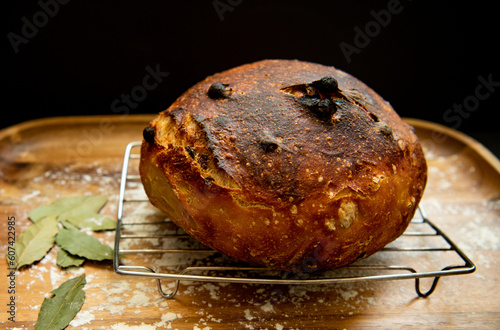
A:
[{"xmin": 113, "ymin": 141, "xmax": 475, "ymax": 299}]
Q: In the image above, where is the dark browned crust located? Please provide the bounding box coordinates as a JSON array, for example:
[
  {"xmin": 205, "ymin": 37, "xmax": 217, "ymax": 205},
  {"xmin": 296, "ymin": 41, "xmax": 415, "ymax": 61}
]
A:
[{"xmin": 140, "ymin": 59, "xmax": 427, "ymax": 272}]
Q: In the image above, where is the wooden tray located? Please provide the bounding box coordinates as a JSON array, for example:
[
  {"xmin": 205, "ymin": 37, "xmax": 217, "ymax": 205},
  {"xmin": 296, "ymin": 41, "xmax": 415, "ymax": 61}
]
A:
[{"xmin": 1, "ymin": 115, "xmax": 499, "ymax": 329}]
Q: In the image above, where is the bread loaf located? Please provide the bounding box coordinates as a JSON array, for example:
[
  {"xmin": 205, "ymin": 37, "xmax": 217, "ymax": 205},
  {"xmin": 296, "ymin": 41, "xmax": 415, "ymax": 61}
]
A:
[{"xmin": 139, "ymin": 59, "xmax": 427, "ymax": 272}]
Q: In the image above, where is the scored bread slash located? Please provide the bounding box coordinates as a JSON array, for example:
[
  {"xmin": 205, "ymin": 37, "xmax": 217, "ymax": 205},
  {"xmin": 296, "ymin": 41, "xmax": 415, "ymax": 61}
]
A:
[{"xmin": 139, "ymin": 59, "xmax": 427, "ymax": 272}]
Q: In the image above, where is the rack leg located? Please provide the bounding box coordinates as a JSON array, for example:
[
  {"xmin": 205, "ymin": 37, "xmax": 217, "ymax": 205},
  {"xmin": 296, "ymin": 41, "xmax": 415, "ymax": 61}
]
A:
[
  {"xmin": 415, "ymin": 277, "xmax": 440, "ymax": 298},
  {"xmin": 156, "ymin": 279, "xmax": 180, "ymax": 299}
]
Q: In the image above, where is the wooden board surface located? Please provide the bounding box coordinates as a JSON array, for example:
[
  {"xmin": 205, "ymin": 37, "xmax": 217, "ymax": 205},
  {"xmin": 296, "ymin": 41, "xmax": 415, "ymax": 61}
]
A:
[{"xmin": 1, "ymin": 115, "xmax": 499, "ymax": 329}]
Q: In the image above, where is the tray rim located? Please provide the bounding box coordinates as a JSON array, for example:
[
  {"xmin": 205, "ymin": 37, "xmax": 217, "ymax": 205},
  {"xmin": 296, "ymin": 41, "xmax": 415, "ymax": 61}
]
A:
[
  {"xmin": 1, "ymin": 115, "xmax": 498, "ymax": 175},
  {"xmin": 404, "ymin": 117, "xmax": 500, "ymax": 175}
]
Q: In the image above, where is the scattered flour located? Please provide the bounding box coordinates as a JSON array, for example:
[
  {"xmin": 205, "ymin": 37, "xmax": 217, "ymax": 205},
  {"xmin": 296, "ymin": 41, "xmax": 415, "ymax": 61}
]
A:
[
  {"xmin": 50, "ymin": 266, "xmax": 65, "ymax": 288},
  {"xmin": 458, "ymin": 223, "xmax": 500, "ymax": 251},
  {"xmin": 107, "ymin": 296, "xmax": 125, "ymax": 304},
  {"xmin": 127, "ymin": 290, "xmax": 152, "ymax": 308},
  {"xmin": 201, "ymin": 283, "xmax": 221, "ymax": 300},
  {"xmin": 69, "ymin": 309, "xmax": 96, "ymax": 327},
  {"xmin": 339, "ymin": 289, "xmax": 358, "ymax": 301},
  {"xmin": 244, "ymin": 309, "xmax": 255, "ymax": 321},
  {"xmin": 21, "ymin": 189, "xmax": 41, "ymax": 202},
  {"xmin": 103, "ymin": 280, "xmax": 131, "ymax": 294},
  {"xmin": 260, "ymin": 301, "xmax": 274, "ymax": 313},
  {"xmin": 154, "ymin": 312, "xmax": 182, "ymax": 328},
  {"xmin": 110, "ymin": 322, "xmax": 157, "ymax": 330},
  {"xmin": 102, "ymin": 303, "xmax": 126, "ymax": 315}
]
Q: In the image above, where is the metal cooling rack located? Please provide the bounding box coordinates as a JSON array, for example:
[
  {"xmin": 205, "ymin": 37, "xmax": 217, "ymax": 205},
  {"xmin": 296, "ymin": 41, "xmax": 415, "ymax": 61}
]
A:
[{"xmin": 113, "ymin": 141, "xmax": 476, "ymax": 298}]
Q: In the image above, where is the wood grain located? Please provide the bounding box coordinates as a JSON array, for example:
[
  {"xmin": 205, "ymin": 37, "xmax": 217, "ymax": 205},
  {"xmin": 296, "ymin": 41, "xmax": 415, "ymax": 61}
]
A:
[{"xmin": 1, "ymin": 115, "xmax": 499, "ymax": 329}]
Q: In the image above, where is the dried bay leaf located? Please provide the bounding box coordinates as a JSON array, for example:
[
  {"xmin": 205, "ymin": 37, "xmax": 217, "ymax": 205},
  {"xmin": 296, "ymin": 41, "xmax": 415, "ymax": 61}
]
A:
[
  {"xmin": 56, "ymin": 228, "xmax": 114, "ymax": 261},
  {"xmin": 29, "ymin": 195, "xmax": 108, "ymax": 223},
  {"xmin": 59, "ymin": 219, "xmax": 79, "ymax": 230},
  {"xmin": 64, "ymin": 212, "xmax": 117, "ymax": 231},
  {"xmin": 14, "ymin": 216, "xmax": 59, "ymax": 269},
  {"xmin": 56, "ymin": 248, "xmax": 85, "ymax": 268},
  {"xmin": 35, "ymin": 274, "xmax": 86, "ymax": 330}
]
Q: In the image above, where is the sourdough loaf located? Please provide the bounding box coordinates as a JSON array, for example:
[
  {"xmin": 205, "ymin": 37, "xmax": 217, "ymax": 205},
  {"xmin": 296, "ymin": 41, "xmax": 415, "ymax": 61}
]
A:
[{"xmin": 139, "ymin": 59, "xmax": 427, "ymax": 272}]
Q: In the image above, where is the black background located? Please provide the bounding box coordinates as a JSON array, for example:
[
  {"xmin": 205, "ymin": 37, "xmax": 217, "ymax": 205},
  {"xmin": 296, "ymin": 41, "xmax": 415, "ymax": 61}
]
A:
[{"xmin": 4, "ymin": 0, "xmax": 499, "ymax": 155}]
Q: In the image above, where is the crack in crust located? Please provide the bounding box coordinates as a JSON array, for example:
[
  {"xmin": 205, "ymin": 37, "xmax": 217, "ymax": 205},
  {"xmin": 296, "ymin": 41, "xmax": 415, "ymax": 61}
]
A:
[
  {"xmin": 153, "ymin": 111, "xmax": 240, "ymax": 190},
  {"xmin": 281, "ymin": 80, "xmax": 391, "ymax": 133}
]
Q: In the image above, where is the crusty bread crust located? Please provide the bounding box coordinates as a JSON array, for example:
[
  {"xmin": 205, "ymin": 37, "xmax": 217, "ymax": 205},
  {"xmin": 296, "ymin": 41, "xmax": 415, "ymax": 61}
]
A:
[{"xmin": 139, "ymin": 59, "xmax": 427, "ymax": 272}]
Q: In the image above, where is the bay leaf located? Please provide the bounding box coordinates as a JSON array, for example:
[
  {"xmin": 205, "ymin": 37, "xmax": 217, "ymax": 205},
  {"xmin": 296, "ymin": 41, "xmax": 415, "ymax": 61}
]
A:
[
  {"xmin": 64, "ymin": 212, "xmax": 116, "ymax": 231},
  {"xmin": 14, "ymin": 216, "xmax": 59, "ymax": 269},
  {"xmin": 55, "ymin": 228, "xmax": 114, "ymax": 261},
  {"xmin": 56, "ymin": 248, "xmax": 85, "ymax": 268},
  {"xmin": 35, "ymin": 274, "xmax": 86, "ymax": 330},
  {"xmin": 59, "ymin": 219, "xmax": 79, "ymax": 230},
  {"xmin": 29, "ymin": 195, "xmax": 108, "ymax": 223}
]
